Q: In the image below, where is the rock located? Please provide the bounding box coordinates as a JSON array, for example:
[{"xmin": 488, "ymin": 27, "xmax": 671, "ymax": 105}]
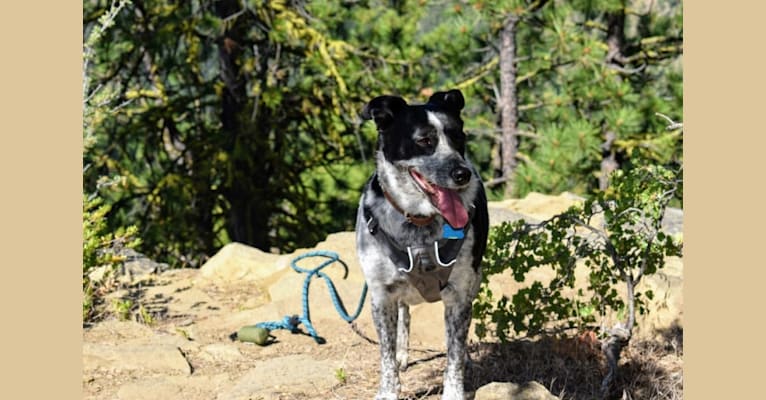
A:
[
  {"xmin": 489, "ymin": 192, "xmax": 582, "ymax": 224},
  {"xmin": 634, "ymin": 255, "xmax": 684, "ymax": 338},
  {"xmin": 487, "ymin": 207, "xmax": 537, "ymax": 226},
  {"xmin": 474, "ymin": 381, "xmax": 559, "ymax": 400},
  {"xmin": 83, "ymin": 342, "xmax": 191, "ymax": 375},
  {"xmin": 83, "ymin": 191, "xmax": 682, "ymax": 400},
  {"xmin": 141, "ymin": 277, "xmax": 219, "ymax": 318},
  {"xmin": 490, "ymin": 192, "xmax": 683, "ymax": 235},
  {"xmin": 662, "ymin": 207, "xmax": 683, "ymax": 235},
  {"xmin": 83, "ymin": 319, "xmax": 156, "ymax": 341},
  {"xmin": 87, "ymin": 249, "xmax": 168, "ymax": 286},
  {"xmin": 197, "ymin": 242, "xmax": 288, "ymax": 284},
  {"xmin": 86, "ymin": 265, "xmax": 112, "ymax": 284},
  {"xmin": 120, "ymin": 247, "xmax": 170, "ymax": 276},
  {"xmin": 267, "ymin": 259, "xmax": 364, "ymax": 306},
  {"xmin": 117, "ymin": 374, "xmax": 230, "ymax": 400},
  {"xmin": 217, "ymin": 354, "xmax": 339, "ymax": 400},
  {"xmin": 201, "ymin": 343, "xmax": 245, "ymax": 362}
]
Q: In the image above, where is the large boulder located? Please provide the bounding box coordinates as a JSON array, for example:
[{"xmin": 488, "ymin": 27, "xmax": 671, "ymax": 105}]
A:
[
  {"xmin": 488, "ymin": 192, "xmax": 583, "ymax": 225},
  {"xmin": 196, "ymin": 242, "xmax": 290, "ymax": 285}
]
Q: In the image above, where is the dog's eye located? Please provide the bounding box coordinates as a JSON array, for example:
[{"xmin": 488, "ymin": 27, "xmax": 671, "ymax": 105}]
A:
[{"xmin": 416, "ymin": 137, "xmax": 433, "ymax": 147}]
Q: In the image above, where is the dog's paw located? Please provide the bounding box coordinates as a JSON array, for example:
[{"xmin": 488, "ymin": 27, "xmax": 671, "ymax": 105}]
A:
[{"xmin": 375, "ymin": 393, "xmax": 399, "ymax": 400}]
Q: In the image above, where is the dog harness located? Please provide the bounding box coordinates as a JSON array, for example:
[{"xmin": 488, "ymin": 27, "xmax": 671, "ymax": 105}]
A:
[{"xmin": 363, "ymin": 194, "xmax": 473, "ymax": 303}]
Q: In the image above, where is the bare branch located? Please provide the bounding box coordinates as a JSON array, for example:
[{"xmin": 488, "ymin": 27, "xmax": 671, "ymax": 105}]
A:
[
  {"xmin": 655, "ymin": 112, "xmax": 683, "ymax": 130},
  {"xmin": 606, "ymin": 62, "xmax": 647, "ymax": 75},
  {"xmin": 467, "ymin": 128, "xmax": 540, "ymax": 139},
  {"xmin": 485, "ymin": 176, "xmax": 509, "ymax": 188}
]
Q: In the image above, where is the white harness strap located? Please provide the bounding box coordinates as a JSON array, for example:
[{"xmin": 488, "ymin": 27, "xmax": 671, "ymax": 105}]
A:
[
  {"xmin": 434, "ymin": 241, "xmax": 458, "ymax": 267},
  {"xmin": 399, "ymin": 246, "xmax": 416, "ymax": 273}
]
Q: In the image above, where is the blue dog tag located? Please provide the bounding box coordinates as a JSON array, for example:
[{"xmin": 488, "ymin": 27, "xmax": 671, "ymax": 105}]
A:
[{"xmin": 442, "ymin": 224, "xmax": 465, "ymax": 240}]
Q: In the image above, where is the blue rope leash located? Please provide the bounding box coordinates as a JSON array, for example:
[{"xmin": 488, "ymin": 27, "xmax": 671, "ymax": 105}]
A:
[{"xmin": 254, "ymin": 250, "xmax": 368, "ymax": 344}]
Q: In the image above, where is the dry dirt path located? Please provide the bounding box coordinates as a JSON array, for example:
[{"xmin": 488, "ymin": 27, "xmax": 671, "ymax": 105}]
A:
[{"xmin": 83, "ymin": 193, "xmax": 683, "ymax": 400}]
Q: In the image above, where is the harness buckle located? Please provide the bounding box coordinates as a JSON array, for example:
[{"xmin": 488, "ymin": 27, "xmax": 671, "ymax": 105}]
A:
[{"xmin": 364, "ymin": 207, "xmax": 379, "ymax": 235}]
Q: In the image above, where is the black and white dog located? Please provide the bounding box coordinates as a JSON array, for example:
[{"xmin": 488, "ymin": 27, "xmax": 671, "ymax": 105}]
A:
[{"xmin": 356, "ymin": 89, "xmax": 489, "ymax": 400}]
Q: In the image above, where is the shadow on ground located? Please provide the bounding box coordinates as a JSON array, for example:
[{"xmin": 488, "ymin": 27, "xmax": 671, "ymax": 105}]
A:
[{"xmin": 404, "ymin": 323, "xmax": 682, "ymax": 400}]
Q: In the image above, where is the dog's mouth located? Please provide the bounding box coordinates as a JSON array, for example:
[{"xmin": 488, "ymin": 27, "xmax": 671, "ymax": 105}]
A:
[{"xmin": 409, "ymin": 168, "xmax": 469, "ymax": 229}]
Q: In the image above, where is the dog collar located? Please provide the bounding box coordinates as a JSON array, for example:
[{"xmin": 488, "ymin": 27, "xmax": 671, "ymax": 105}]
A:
[{"xmin": 382, "ymin": 189, "xmax": 436, "ymax": 227}]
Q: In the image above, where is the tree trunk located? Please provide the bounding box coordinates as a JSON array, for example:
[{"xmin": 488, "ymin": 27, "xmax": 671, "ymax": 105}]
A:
[
  {"xmin": 216, "ymin": 0, "xmax": 271, "ymax": 251},
  {"xmin": 600, "ymin": 8, "xmax": 630, "ymax": 390},
  {"xmin": 226, "ymin": 191, "xmax": 271, "ymax": 251},
  {"xmin": 599, "ymin": 130, "xmax": 618, "ymax": 190},
  {"xmin": 498, "ymin": 15, "xmax": 519, "ymax": 198},
  {"xmin": 600, "ymin": 5, "xmax": 626, "ymax": 190},
  {"xmin": 605, "ymin": 7, "xmax": 626, "ymax": 65}
]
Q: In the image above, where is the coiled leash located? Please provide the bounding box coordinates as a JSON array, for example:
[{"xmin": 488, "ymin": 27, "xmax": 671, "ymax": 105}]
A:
[{"xmin": 242, "ymin": 250, "xmax": 368, "ymax": 345}]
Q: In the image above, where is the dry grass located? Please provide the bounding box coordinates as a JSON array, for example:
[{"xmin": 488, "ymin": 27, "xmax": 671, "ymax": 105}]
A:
[
  {"xmin": 465, "ymin": 327, "xmax": 682, "ymax": 399},
  {"xmin": 321, "ymin": 324, "xmax": 683, "ymax": 400},
  {"xmin": 610, "ymin": 325, "xmax": 683, "ymax": 400}
]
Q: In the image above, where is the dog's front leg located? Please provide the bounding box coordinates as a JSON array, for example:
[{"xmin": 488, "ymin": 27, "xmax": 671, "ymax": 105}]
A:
[
  {"xmin": 442, "ymin": 301, "xmax": 472, "ymax": 400},
  {"xmin": 371, "ymin": 296, "xmax": 400, "ymax": 400},
  {"xmin": 396, "ymin": 302, "xmax": 410, "ymax": 371}
]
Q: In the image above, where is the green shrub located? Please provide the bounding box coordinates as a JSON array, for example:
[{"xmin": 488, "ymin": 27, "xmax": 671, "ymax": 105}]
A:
[
  {"xmin": 474, "ymin": 164, "xmax": 682, "ymax": 341},
  {"xmin": 83, "ymin": 0, "xmax": 140, "ymax": 324},
  {"xmin": 474, "ymin": 161, "xmax": 683, "ymax": 393},
  {"xmin": 82, "ymin": 193, "xmax": 141, "ymax": 322}
]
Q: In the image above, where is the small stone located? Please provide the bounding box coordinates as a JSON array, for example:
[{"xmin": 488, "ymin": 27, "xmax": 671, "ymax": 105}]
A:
[{"xmin": 87, "ymin": 265, "xmax": 112, "ymax": 284}]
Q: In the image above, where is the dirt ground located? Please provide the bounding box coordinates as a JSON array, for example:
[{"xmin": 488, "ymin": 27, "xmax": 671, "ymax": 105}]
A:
[{"xmin": 83, "ymin": 194, "xmax": 683, "ymax": 400}]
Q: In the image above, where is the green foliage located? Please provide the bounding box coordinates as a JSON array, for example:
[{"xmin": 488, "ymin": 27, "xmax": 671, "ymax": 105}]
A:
[
  {"xmin": 473, "ymin": 163, "xmax": 682, "ymax": 341},
  {"xmin": 84, "ymin": 0, "xmax": 435, "ymax": 264},
  {"xmin": 444, "ymin": 0, "xmax": 683, "ymax": 197},
  {"xmin": 83, "ymin": 0, "xmax": 142, "ymax": 323},
  {"xmin": 83, "ymin": 193, "xmax": 141, "ymax": 322},
  {"xmin": 334, "ymin": 367, "xmax": 348, "ymax": 385},
  {"xmin": 83, "ymin": 0, "xmax": 682, "ymax": 268},
  {"xmin": 112, "ymin": 298, "xmax": 134, "ymax": 321}
]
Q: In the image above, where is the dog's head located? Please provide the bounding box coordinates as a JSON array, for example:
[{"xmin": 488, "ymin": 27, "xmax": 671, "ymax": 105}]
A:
[{"xmin": 361, "ymin": 89, "xmax": 475, "ymax": 228}]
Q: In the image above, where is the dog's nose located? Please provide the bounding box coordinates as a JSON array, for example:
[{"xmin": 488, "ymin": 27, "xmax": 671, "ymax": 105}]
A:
[{"xmin": 451, "ymin": 167, "xmax": 471, "ymax": 185}]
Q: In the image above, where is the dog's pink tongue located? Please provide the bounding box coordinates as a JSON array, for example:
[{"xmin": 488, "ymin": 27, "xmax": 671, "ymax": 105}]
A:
[{"xmin": 435, "ymin": 187, "xmax": 468, "ymax": 229}]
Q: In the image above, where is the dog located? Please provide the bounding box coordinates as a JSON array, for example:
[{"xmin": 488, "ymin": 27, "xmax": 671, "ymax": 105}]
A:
[{"xmin": 356, "ymin": 89, "xmax": 489, "ymax": 400}]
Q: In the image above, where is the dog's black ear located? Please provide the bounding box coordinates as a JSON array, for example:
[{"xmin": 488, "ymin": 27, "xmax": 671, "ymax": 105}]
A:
[
  {"xmin": 427, "ymin": 89, "xmax": 465, "ymax": 114},
  {"xmin": 361, "ymin": 95, "xmax": 407, "ymax": 131}
]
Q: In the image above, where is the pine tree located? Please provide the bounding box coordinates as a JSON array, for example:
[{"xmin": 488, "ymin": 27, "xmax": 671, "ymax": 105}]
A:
[
  {"xmin": 83, "ymin": 0, "xmax": 682, "ymax": 265},
  {"xmin": 434, "ymin": 0, "xmax": 683, "ymax": 197}
]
